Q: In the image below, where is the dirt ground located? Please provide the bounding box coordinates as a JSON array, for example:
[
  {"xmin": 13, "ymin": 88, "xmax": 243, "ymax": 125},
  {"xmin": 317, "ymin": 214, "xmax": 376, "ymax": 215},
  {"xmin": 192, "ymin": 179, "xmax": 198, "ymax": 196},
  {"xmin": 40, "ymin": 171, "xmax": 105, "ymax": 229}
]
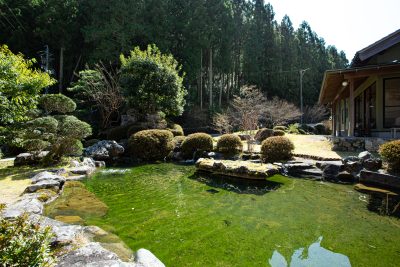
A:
[{"xmin": 240, "ymin": 134, "xmax": 357, "ymax": 160}]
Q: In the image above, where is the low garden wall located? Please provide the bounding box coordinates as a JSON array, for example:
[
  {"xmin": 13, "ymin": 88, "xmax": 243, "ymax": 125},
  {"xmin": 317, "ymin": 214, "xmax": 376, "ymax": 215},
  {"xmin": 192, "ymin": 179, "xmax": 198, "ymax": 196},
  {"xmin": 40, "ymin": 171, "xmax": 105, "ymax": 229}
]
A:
[{"xmin": 329, "ymin": 137, "xmax": 392, "ymax": 152}]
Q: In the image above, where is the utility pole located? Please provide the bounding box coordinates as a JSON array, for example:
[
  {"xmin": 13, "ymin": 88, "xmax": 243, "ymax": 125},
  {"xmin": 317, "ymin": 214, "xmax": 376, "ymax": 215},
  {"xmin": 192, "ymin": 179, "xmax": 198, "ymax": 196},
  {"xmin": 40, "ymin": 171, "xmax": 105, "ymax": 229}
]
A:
[
  {"xmin": 39, "ymin": 45, "xmax": 52, "ymax": 94},
  {"xmin": 299, "ymin": 68, "xmax": 310, "ymax": 124}
]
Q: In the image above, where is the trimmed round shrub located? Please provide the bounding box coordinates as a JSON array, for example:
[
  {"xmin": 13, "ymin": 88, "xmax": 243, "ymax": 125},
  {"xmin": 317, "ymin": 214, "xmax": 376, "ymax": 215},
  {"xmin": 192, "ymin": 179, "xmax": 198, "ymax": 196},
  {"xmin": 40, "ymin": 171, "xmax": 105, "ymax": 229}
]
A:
[
  {"xmin": 128, "ymin": 129, "xmax": 174, "ymax": 161},
  {"xmin": 56, "ymin": 115, "xmax": 92, "ymax": 140},
  {"xmin": 216, "ymin": 134, "xmax": 243, "ymax": 156},
  {"xmin": 181, "ymin": 132, "xmax": 213, "ymax": 159},
  {"xmin": 261, "ymin": 136, "xmax": 294, "ymax": 163},
  {"xmin": 273, "ymin": 126, "xmax": 287, "ymax": 131},
  {"xmin": 273, "ymin": 130, "xmax": 285, "ymax": 136},
  {"xmin": 40, "ymin": 94, "xmax": 76, "ymax": 114},
  {"xmin": 254, "ymin": 128, "xmax": 274, "ymax": 142},
  {"xmin": 379, "ymin": 140, "xmax": 400, "ymax": 171},
  {"xmin": 168, "ymin": 123, "xmax": 184, "ymax": 136}
]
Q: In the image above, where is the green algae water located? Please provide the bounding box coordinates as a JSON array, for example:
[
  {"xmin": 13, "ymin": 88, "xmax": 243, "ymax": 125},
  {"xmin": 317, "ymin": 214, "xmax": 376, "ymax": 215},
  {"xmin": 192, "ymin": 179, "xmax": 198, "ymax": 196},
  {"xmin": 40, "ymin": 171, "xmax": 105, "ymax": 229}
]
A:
[{"xmin": 45, "ymin": 163, "xmax": 400, "ymax": 266}]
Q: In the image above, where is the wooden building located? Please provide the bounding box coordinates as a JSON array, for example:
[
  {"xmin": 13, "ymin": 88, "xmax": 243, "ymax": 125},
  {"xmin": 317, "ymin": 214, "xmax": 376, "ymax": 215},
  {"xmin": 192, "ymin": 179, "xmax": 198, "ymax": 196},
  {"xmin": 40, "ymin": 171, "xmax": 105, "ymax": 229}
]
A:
[{"xmin": 319, "ymin": 29, "xmax": 400, "ymax": 138}]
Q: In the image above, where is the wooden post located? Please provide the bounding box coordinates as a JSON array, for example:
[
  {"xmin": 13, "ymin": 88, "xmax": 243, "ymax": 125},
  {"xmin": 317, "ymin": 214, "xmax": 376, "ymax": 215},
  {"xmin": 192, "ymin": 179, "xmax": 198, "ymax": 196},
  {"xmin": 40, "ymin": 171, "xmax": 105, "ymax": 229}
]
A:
[
  {"xmin": 348, "ymin": 79, "xmax": 355, "ymax": 136},
  {"xmin": 332, "ymin": 102, "xmax": 336, "ymax": 136}
]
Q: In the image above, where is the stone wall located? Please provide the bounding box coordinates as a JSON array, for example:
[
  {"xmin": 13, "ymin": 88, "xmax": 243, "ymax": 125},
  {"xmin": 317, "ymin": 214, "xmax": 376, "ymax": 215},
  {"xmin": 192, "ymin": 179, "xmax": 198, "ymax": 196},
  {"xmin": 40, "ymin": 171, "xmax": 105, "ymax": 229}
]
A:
[{"xmin": 329, "ymin": 137, "xmax": 392, "ymax": 152}]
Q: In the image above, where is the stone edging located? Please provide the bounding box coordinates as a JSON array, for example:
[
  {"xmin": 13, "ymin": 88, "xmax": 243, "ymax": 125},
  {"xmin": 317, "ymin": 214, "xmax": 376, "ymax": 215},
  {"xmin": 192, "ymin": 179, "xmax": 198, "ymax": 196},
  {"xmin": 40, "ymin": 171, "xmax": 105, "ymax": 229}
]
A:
[{"xmin": 1, "ymin": 157, "xmax": 165, "ymax": 267}]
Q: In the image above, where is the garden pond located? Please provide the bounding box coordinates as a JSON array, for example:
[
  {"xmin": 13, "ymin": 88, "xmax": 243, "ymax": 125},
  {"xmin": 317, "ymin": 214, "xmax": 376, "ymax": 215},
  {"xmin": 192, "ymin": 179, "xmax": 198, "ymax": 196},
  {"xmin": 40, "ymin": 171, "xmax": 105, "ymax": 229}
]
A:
[{"xmin": 45, "ymin": 163, "xmax": 400, "ymax": 266}]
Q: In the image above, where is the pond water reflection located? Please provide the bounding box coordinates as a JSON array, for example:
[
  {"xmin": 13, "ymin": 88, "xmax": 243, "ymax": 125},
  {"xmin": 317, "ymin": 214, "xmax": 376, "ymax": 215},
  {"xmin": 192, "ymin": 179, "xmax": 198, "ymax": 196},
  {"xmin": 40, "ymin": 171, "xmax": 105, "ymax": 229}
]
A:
[{"xmin": 269, "ymin": 236, "xmax": 351, "ymax": 267}]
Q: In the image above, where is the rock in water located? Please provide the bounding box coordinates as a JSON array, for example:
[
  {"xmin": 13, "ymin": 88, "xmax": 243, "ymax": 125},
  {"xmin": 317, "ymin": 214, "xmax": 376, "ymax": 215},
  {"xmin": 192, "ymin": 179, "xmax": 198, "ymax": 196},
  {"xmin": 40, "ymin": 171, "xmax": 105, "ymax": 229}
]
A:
[{"xmin": 84, "ymin": 140, "xmax": 125, "ymax": 160}]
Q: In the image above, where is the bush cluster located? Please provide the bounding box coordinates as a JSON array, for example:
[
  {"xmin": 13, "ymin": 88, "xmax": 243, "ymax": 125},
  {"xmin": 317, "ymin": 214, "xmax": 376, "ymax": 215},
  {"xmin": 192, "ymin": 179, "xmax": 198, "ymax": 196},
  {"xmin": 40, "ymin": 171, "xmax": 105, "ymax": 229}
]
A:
[
  {"xmin": 128, "ymin": 129, "xmax": 174, "ymax": 161},
  {"xmin": 379, "ymin": 140, "xmax": 400, "ymax": 171},
  {"xmin": 261, "ymin": 136, "xmax": 294, "ymax": 163},
  {"xmin": 181, "ymin": 133, "xmax": 213, "ymax": 159},
  {"xmin": 273, "ymin": 130, "xmax": 285, "ymax": 136},
  {"xmin": 254, "ymin": 128, "xmax": 274, "ymax": 142},
  {"xmin": 0, "ymin": 204, "xmax": 55, "ymax": 266},
  {"xmin": 216, "ymin": 134, "xmax": 243, "ymax": 156}
]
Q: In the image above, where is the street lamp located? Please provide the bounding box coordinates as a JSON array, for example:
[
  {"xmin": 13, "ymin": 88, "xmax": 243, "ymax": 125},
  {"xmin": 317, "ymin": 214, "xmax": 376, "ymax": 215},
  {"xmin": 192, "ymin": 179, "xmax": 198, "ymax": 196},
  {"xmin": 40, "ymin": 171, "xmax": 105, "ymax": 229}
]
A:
[{"xmin": 299, "ymin": 68, "xmax": 310, "ymax": 124}]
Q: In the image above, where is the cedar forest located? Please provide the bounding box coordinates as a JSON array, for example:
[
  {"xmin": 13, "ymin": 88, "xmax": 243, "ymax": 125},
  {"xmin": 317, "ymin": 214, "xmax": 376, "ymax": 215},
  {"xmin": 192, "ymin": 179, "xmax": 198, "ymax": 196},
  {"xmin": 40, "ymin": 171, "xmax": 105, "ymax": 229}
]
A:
[{"xmin": 0, "ymin": 0, "xmax": 348, "ymax": 122}]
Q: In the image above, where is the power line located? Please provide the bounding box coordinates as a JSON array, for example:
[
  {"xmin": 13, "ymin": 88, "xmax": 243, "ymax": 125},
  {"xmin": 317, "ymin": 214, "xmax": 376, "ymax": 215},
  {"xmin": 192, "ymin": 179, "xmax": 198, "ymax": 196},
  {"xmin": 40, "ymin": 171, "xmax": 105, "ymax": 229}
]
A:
[
  {"xmin": 0, "ymin": 11, "xmax": 16, "ymax": 30},
  {"xmin": 4, "ymin": 2, "xmax": 26, "ymax": 31}
]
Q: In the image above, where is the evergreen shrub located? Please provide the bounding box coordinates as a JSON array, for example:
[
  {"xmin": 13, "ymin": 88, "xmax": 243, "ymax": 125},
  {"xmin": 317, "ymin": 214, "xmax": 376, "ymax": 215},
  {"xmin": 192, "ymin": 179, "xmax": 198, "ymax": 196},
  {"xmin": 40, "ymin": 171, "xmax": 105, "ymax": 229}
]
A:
[
  {"xmin": 254, "ymin": 128, "xmax": 274, "ymax": 142},
  {"xmin": 379, "ymin": 140, "xmax": 400, "ymax": 171},
  {"xmin": 181, "ymin": 133, "xmax": 213, "ymax": 159},
  {"xmin": 216, "ymin": 134, "xmax": 243, "ymax": 156},
  {"xmin": 261, "ymin": 136, "xmax": 294, "ymax": 163},
  {"xmin": 128, "ymin": 129, "xmax": 174, "ymax": 160},
  {"xmin": 168, "ymin": 123, "xmax": 184, "ymax": 136},
  {"xmin": 40, "ymin": 94, "xmax": 76, "ymax": 114},
  {"xmin": 0, "ymin": 204, "xmax": 55, "ymax": 266},
  {"xmin": 273, "ymin": 130, "xmax": 285, "ymax": 136},
  {"xmin": 273, "ymin": 126, "xmax": 287, "ymax": 131}
]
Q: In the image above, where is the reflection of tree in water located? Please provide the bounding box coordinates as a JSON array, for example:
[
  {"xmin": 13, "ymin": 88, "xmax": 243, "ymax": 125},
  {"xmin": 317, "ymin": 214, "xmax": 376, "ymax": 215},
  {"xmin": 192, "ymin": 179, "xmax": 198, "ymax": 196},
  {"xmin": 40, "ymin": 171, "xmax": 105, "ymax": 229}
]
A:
[
  {"xmin": 189, "ymin": 171, "xmax": 282, "ymax": 195},
  {"xmin": 269, "ymin": 236, "xmax": 351, "ymax": 267}
]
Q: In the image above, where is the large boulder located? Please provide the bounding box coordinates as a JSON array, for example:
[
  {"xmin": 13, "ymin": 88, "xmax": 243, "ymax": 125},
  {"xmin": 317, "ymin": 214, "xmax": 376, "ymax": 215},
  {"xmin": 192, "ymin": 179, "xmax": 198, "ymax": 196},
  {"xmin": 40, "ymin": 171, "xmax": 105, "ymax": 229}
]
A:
[
  {"xmin": 134, "ymin": 249, "xmax": 165, "ymax": 267},
  {"xmin": 24, "ymin": 171, "xmax": 66, "ymax": 193},
  {"xmin": 84, "ymin": 140, "xmax": 125, "ymax": 160},
  {"xmin": 359, "ymin": 170, "xmax": 400, "ymax": 190},
  {"xmin": 336, "ymin": 171, "xmax": 355, "ymax": 183},
  {"xmin": 196, "ymin": 158, "xmax": 281, "ymax": 179},
  {"xmin": 2, "ymin": 195, "xmax": 44, "ymax": 219},
  {"xmin": 31, "ymin": 171, "xmax": 66, "ymax": 184},
  {"xmin": 358, "ymin": 151, "xmax": 372, "ymax": 161},
  {"xmin": 56, "ymin": 242, "xmax": 135, "ymax": 267},
  {"xmin": 14, "ymin": 151, "xmax": 49, "ymax": 166},
  {"xmin": 322, "ymin": 163, "xmax": 342, "ymax": 181},
  {"xmin": 363, "ymin": 158, "xmax": 383, "ymax": 172}
]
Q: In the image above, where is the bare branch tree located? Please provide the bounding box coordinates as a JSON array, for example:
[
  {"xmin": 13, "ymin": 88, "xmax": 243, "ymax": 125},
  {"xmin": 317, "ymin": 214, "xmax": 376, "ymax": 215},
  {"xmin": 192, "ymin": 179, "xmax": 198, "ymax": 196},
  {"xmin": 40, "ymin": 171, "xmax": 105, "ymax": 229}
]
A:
[
  {"xmin": 230, "ymin": 85, "xmax": 267, "ymax": 132},
  {"xmin": 69, "ymin": 62, "xmax": 125, "ymax": 129},
  {"xmin": 262, "ymin": 97, "xmax": 302, "ymax": 127},
  {"xmin": 302, "ymin": 104, "xmax": 330, "ymax": 123}
]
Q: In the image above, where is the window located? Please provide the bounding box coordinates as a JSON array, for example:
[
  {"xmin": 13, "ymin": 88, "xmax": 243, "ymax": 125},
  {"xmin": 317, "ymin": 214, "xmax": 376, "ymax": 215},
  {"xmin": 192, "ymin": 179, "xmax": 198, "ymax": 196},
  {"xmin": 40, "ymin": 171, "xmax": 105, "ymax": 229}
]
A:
[{"xmin": 384, "ymin": 78, "xmax": 400, "ymax": 128}]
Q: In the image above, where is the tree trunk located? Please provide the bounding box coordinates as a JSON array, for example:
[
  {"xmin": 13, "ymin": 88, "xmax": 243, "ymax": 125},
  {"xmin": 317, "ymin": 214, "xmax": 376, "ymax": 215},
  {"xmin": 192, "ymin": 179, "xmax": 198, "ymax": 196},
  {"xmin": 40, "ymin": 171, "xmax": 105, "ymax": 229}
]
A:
[
  {"xmin": 200, "ymin": 49, "xmax": 203, "ymax": 110},
  {"xmin": 219, "ymin": 73, "xmax": 223, "ymax": 107},
  {"xmin": 226, "ymin": 73, "xmax": 230, "ymax": 103},
  {"xmin": 208, "ymin": 48, "xmax": 213, "ymax": 108},
  {"xmin": 59, "ymin": 46, "xmax": 64, "ymax": 93}
]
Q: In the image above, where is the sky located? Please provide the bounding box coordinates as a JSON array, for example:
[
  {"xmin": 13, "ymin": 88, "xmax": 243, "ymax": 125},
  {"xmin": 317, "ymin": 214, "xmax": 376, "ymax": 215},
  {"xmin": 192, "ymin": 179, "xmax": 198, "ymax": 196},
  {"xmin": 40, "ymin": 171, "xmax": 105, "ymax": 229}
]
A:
[{"xmin": 267, "ymin": 0, "xmax": 400, "ymax": 61}]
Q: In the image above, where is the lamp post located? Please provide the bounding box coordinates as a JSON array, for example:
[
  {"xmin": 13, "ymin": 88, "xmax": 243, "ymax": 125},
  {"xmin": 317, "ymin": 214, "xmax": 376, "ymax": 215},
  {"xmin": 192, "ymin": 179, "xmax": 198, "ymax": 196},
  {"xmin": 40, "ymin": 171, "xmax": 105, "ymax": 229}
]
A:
[{"xmin": 299, "ymin": 68, "xmax": 310, "ymax": 124}]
